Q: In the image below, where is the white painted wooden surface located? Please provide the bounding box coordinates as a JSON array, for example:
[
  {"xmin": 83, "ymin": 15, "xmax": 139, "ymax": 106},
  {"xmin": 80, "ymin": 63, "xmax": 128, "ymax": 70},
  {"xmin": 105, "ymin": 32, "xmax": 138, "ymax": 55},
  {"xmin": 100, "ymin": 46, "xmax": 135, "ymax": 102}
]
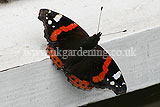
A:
[
  {"xmin": 0, "ymin": 0, "xmax": 160, "ymax": 107},
  {"xmin": 0, "ymin": 27, "xmax": 160, "ymax": 107},
  {"xmin": 0, "ymin": 0, "xmax": 160, "ymax": 71}
]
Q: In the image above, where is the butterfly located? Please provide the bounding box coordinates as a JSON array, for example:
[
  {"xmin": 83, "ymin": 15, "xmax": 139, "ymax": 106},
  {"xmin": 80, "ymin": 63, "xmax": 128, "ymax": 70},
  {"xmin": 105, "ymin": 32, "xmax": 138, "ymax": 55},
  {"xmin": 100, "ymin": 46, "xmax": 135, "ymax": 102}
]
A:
[{"xmin": 38, "ymin": 9, "xmax": 127, "ymax": 95}]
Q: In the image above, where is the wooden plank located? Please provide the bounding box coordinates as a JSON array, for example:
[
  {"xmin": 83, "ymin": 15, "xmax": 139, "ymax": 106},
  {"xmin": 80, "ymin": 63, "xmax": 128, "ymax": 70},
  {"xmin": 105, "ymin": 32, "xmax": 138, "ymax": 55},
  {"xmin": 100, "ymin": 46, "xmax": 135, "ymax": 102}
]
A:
[
  {"xmin": 0, "ymin": 27, "xmax": 160, "ymax": 107},
  {"xmin": 1, "ymin": 0, "xmax": 160, "ymax": 71},
  {"xmin": 1, "ymin": 0, "xmax": 160, "ymax": 106}
]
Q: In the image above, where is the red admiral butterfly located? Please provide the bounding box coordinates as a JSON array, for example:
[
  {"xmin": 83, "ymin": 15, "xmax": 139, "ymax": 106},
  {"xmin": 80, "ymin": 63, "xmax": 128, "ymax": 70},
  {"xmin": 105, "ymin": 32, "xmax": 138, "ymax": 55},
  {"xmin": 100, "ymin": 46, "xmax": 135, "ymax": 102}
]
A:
[{"xmin": 38, "ymin": 9, "xmax": 127, "ymax": 95}]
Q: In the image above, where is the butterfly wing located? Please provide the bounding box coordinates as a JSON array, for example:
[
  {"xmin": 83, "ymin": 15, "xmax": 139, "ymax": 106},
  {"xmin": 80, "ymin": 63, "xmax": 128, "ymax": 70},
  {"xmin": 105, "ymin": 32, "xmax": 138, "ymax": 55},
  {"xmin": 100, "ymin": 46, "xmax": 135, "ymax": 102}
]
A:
[
  {"xmin": 91, "ymin": 45, "xmax": 127, "ymax": 95},
  {"xmin": 66, "ymin": 45, "xmax": 127, "ymax": 95},
  {"xmin": 38, "ymin": 9, "xmax": 89, "ymax": 68},
  {"xmin": 38, "ymin": 9, "xmax": 89, "ymax": 44}
]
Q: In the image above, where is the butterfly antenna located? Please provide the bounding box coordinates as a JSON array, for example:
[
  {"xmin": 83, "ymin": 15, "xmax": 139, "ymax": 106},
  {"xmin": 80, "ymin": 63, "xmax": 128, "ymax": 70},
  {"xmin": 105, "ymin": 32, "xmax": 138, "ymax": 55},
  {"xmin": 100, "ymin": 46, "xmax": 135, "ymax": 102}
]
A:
[
  {"xmin": 102, "ymin": 30, "xmax": 127, "ymax": 36},
  {"xmin": 97, "ymin": 6, "xmax": 103, "ymax": 34}
]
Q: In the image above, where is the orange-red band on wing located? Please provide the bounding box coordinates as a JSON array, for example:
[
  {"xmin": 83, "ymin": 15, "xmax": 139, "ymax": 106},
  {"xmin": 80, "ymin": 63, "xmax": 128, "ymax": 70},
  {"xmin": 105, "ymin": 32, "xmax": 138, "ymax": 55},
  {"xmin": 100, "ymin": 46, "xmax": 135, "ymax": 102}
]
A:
[
  {"xmin": 92, "ymin": 56, "xmax": 112, "ymax": 83},
  {"xmin": 47, "ymin": 46, "xmax": 93, "ymax": 90},
  {"xmin": 50, "ymin": 23, "xmax": 78, "ymax": 41},
  {"xmin": 47, "ymin": 46, "xmax": 64, "ymax": 69},
  {"xmin": 68, "ymin": 74, "xmax": 93, "ymax": 90}
]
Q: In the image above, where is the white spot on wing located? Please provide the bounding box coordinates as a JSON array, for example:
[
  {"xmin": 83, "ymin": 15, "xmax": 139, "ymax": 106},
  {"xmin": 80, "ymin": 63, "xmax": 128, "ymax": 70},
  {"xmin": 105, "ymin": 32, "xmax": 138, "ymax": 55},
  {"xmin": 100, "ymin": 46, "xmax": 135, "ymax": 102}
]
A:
[
  {"xmin": 107, "ymin": 78, "xmax": 109, "ymax": 81},
  {"xmin": 48, "ymin": 20, "xmax": 52, "ymax": 25},
  {"xmin": 48, "ymin": 10, "xmax": 51, "ymax": 13},
  {"xmin": 110, "ymin": 81, "xmax": 115, "ymax": 85},
  {"xmin": 122, "ymin": 82, "xmax": 126, "ymax": 85},
  {"xmin": 113, "ymin": 71, "xmax": 121, "ymax": 80},
  {"xmin": 54, "ymin": 14, "xmax": 63, "ymax": 22},
  {"xmin": 52, "ymin": 25, "xmax": 55, "ymax": 28}
]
